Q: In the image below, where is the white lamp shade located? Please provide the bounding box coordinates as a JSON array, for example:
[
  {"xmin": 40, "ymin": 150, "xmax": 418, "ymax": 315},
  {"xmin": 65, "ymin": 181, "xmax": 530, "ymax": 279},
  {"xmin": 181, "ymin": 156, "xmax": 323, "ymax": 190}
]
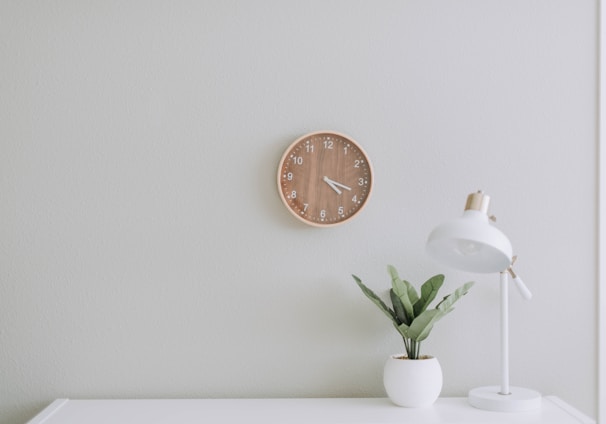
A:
[{"xmin": 426, "ymin": 210, "xmax": 513, "ymax": 273}]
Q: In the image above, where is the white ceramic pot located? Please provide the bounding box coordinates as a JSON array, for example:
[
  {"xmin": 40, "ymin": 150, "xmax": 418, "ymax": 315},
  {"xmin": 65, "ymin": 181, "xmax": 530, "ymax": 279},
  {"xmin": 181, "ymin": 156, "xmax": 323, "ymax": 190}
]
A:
[{"xmin": 383, "ymin": 354, "xmax": 443, "ymax": 407}]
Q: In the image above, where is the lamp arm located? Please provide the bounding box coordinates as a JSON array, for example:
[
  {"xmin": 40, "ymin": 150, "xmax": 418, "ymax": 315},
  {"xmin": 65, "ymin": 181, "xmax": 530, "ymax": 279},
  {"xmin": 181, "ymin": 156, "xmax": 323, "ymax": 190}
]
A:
[{"xmin": 507, "ymin": 266, "xmax": 533, "ymax": 300}]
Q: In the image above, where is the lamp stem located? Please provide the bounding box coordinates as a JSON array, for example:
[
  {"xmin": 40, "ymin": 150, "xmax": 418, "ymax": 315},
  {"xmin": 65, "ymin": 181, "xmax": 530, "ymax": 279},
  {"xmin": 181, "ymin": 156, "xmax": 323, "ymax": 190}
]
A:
[{"xmin": 500, "ymin": 271, "xmax": 510, "ymax": 395}]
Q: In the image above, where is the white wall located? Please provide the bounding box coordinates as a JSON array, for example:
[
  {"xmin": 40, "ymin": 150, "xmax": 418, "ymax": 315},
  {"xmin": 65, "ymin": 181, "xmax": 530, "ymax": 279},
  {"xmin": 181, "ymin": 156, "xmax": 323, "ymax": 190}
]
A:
[{"xmin": 0, "ymin": 1, "xmax": 598, "ymax": 423}]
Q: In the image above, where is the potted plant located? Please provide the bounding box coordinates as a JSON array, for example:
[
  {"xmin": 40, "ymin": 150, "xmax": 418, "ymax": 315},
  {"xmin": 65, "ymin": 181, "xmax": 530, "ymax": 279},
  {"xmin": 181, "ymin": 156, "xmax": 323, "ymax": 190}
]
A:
[{"xmin": 352, "ymin": 265, "xmax": 474, "ymax": 407}]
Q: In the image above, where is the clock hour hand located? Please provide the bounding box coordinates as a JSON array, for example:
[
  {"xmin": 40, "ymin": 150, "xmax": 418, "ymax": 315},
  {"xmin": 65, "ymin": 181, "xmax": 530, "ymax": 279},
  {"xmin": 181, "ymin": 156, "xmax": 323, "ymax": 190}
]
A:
[
  {"xmin": 323, "ymin": 176, "xmax": 352, "ymax": 195},
  {"xmin": 323, "ymin": 176, "xmax": 342, "ymax": 194}
]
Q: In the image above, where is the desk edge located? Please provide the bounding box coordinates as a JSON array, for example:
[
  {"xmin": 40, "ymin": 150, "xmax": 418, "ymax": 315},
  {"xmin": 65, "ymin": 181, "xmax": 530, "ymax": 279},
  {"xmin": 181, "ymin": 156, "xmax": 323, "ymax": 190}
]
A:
[
  {"xmin": 544, "ymin": 396, "xmax": 596, "ymax": 424},
  {"xmin": 27, "ymin": 399, "xmax": 69, "ymax": 424},
  {"xmin": 25, "ymin": 397, "xmax": 596, "ymax": 424}
]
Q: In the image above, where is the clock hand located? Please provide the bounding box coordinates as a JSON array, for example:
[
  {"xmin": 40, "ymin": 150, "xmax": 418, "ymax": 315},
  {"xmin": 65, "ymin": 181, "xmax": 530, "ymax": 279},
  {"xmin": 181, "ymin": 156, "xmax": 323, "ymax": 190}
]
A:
[
  {"xmin": 333, "ymin": 181, "xmax": 352, "ymax": 191},
  {"xmin": 323, "ymin": 176, "xmax": 342, "ymax": 194},
  {"xmin": 324, "ymin": 176, "xmax": 352, "ymax": 191}
]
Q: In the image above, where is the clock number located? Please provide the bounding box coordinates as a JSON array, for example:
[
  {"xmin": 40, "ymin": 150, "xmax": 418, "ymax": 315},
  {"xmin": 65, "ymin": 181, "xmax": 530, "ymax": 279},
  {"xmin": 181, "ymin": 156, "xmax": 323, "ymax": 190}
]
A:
[
  {"xmin": 286, "ymin": 172, "xmax": 293, "ymax": 181},
  {"xmin": 358, "ymin": 178, "xmax": 365, "ymax": 186},
  {"xmin": 343, "ymin": 146, "xmax": 348, "ymax": 155},
  {"xmin": 324, "ymin": 140, "xmax": 334, "ymax": 149},
  {"xmin": 352, "ymin": 195, "xmax": 357, "ymax": 203},
  {"xmin": 303, "ymin": 203, "xmax": 309, "ymax": 212},
  {"xmin": 291, "ymin": 190, "xmax": 297, "ymax": 199},
  {"xmin": 320, "ymin": 210, "xmax": 326, "ymax": 219},
  {"xmin": 292, "ymin": 156, "xmax": 303, "ymax": 165},
  {"xmin": 305, "ymin": 144, "xmax": 314, "ymax": 153},
  {"xmin": 338, "ymin": 206, "xmax": 344, "ymax": 216},
  {"xmin": 354, "ymin": 160, "xmax": 361, "ymax": 168}
]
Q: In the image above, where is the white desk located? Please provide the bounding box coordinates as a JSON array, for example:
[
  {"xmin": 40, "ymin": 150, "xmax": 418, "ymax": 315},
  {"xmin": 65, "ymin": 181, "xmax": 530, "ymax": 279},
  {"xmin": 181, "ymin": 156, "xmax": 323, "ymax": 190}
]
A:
[{"xmin": 28, "ymin": 397, "xmax": 595, "ymax": 424}]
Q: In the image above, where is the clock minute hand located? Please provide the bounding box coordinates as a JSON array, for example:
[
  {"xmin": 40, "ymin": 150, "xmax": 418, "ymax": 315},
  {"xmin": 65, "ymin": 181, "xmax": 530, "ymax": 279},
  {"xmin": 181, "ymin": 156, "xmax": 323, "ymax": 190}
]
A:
[
  {"xmin": 323, "ymin": 176, "xmax": 342, "ymax": 194},
  {"xmin": 324, "ymin": 176, "xmax": 352, "ymax": 191}
]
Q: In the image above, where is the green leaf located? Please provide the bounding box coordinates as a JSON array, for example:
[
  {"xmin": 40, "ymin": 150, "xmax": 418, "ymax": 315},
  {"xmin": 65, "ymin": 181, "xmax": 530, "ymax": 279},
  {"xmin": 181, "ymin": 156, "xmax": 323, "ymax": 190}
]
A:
[
  {"xmin": 390, "ymin": 289, "xmax": 408, "ymax": 325},
  {"xmin": 407, "ymin": 280, "xmax": 474, "ymax": 343},
  {"xmin": 413, "ymin": 274, "xmax": 444, "ymax": 316},
  {"xmin": 353, "ymin": 275, "xmax": 398, "ymax": 324},
  {"xmin": 407, "ymin": 309, "xmax": 442, "ymax": 342},
  {"xmin": 388, "ymin": 265, "xmax": 417, "ymax": 321},
  {"xmin": 395, "ymin": 321, "xmax": 411, "ymax": 339},
  {"xmin": 435, "ymin": 281, "xmax": 475, "ymax": 312}
]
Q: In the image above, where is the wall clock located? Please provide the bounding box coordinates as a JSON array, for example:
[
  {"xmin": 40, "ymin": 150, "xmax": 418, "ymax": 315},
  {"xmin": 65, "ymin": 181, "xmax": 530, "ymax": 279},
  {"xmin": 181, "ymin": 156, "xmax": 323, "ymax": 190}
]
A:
[{"xmin": 277, "ymin": 131, "xmax": 373, "ymax": 227}]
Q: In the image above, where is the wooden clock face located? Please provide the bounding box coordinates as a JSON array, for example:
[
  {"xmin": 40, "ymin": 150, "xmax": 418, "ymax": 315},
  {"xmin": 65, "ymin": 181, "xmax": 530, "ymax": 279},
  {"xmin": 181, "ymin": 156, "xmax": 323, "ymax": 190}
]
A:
[{"xmin": 277, "ymin": 131, "xmax": 373, "ymax": 227}]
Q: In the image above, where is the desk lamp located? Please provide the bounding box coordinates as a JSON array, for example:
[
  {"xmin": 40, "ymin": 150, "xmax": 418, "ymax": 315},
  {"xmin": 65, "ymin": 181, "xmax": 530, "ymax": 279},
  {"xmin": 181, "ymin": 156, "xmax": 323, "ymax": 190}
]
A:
[{"xmin": 426, "ymin": 191, "xmax": 541, "ymax": 412}]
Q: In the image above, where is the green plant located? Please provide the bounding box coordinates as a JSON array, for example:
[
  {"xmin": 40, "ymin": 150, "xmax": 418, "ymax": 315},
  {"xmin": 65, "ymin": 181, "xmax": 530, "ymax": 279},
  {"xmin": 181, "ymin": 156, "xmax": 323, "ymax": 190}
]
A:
[{"xmin": 352, "ymin": 265, "xmax": 475, "ymax": 360}]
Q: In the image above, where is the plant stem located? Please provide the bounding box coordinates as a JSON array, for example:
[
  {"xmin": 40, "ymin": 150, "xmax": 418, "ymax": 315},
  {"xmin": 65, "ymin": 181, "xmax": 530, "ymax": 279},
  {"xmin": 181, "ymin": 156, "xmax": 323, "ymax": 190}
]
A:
[
  {"xmin": 403, "ymin": 337, "xmax": 410, "ymax": 357},
  {"xmin": 408, "ymin": 341, "xmax": 421, "ymax": 360}
]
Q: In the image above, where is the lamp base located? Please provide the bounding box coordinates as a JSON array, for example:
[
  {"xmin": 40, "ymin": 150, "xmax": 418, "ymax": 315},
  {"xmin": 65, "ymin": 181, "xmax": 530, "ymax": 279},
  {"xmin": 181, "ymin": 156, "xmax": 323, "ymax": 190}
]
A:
[{"xmin": 468, "ymin": 386, "xmax": 542, "ymax": 412}]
